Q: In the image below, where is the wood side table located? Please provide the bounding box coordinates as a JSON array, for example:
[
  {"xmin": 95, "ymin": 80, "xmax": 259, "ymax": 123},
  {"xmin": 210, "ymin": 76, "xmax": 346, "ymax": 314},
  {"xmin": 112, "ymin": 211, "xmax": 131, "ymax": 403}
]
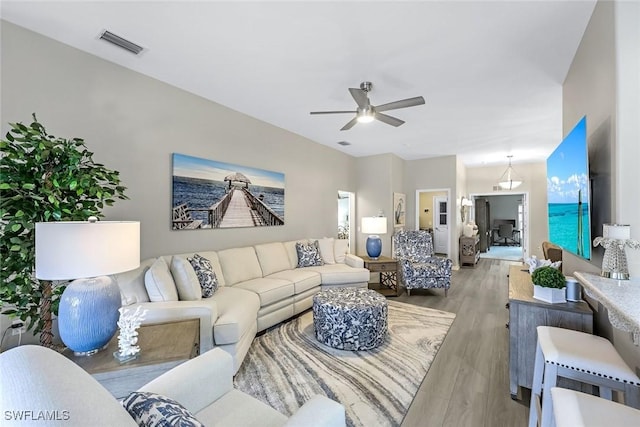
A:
[
  {"xmin": 64, "ymin": 319, "xmax": 200, "ymax": 398},
  {"xmin": 362, "ymin": 255, "xmax": 401, "ymax": 297}
]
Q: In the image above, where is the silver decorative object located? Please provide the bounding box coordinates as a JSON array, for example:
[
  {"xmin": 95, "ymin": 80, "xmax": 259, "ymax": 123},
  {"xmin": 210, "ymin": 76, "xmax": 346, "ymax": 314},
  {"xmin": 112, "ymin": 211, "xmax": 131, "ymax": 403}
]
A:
[
  {"xmin": 113, "ymin": 306, "xmax": 147, "ymax": 363},
  {"xmin": 593, "ymin": 224, "xmax": 639, "ymax": 280}
]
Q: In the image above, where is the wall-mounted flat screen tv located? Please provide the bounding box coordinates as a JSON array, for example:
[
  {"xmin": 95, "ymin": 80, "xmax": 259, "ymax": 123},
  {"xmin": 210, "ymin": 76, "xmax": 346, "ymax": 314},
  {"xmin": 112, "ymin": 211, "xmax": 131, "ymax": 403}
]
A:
[{"xmin": 546, "ymin": 116, "xmax": 591, "ymax": 259}]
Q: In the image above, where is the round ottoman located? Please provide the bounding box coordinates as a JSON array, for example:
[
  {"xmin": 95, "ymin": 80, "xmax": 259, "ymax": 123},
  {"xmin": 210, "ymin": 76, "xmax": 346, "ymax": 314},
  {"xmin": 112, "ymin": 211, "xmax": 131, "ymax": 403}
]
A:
[{"xmin": 312, "ymin": 288, "xmax": 388, "ymax": 350}]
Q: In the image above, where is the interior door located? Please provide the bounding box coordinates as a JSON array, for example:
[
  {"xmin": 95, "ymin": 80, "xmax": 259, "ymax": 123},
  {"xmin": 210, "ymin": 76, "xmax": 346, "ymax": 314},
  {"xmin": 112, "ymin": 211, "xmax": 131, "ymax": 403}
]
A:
[{"xmin": 433, "ymin": 196, "xmax": 448, "ymax": 254}]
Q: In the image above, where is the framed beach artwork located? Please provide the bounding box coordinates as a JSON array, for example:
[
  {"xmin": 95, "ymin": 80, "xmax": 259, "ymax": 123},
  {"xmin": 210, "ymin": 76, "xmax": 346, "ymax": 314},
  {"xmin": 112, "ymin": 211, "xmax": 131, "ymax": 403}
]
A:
[
  {"xmin": 393, "ymin": 192, "xmax": 406, "ymax": 228},
  {"xmin": 172, "ymin": 153, "xmax": 285, "ymax": 230}
]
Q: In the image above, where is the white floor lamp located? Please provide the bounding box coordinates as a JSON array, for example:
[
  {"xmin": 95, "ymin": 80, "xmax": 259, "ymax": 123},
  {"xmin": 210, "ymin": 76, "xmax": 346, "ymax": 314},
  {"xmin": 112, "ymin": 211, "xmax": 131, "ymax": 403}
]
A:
[{"xmin": 35, "ymin": 218, "xmax": 140, "ymax": 355}]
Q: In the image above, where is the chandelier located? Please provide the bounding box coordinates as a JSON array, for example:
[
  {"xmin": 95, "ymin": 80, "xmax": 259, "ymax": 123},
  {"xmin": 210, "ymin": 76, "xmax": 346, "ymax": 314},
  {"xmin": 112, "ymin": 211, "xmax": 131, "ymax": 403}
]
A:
[{"xmin": 498, "ymin": 155, "xmax": 523, "ymax": 190}]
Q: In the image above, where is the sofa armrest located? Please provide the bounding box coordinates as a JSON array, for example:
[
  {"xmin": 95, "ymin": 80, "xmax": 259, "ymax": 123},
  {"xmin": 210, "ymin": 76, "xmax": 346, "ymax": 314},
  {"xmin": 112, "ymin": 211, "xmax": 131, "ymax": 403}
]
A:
[
  {"xmin": 344, "ymin": 254, "xmax": 364, "ymax": 268},
  {"xmin": 130, "ymin": 301, "xmax": 217, "ymax": 352},
  {"xmin": 138, "ymin": 348, "xmax": 233, "ymax": 414},
  {"xmin": 283, "ymin": 395, "xmax": 346, "ymax": 427}
]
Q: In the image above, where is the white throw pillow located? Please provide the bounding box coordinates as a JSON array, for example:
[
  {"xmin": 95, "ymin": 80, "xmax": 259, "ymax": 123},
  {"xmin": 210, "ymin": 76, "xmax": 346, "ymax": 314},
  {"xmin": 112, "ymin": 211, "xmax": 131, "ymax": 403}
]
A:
[
  {"xmin": 170, "ymin": 256, "xmax": 202, "ymax": 301},
  {"xmin": 334, "ymin": 239, "xmax": 349, "ymax": 263},
  {"xmin": 317, "ymin": 237, "xmax": 336, "ymax": 264},
  {"xmin": 144, "ymin": 257, "xmax": 178, "ymax": 302}
]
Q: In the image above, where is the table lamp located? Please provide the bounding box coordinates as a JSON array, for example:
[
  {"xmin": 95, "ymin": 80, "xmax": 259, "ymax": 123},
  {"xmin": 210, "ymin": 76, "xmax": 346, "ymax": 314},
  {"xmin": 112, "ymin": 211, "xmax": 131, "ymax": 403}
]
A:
[
  {"xmin": 362, "ymin": 216, "xmax": 387, "ymax": 259},
  {"xmin": 35, "ymin": 218, "xmax": 140, "ymax": 355},
  {"xmin": 593, "ymin": 224, "xmax": 639, "ymax": 280}
]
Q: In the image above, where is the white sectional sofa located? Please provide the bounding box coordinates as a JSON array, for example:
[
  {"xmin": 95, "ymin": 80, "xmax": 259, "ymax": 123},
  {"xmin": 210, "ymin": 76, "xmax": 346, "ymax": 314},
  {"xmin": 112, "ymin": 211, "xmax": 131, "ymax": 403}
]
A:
[{"xmin": 115, "ymin": 238, "xmax": 369, "ymax": 373}]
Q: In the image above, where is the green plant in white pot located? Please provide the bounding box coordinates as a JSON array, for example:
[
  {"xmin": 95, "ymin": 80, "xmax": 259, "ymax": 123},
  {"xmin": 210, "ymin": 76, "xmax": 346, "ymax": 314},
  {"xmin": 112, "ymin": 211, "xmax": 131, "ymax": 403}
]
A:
[{"xmin": 531, "ymin": 266, "xmax": 566, "ymax": 303}]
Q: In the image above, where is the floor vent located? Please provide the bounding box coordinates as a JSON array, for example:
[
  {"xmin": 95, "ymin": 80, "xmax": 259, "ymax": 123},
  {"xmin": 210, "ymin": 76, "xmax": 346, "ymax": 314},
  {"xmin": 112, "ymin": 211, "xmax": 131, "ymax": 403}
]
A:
[{"xmin": 99, "ymin": 30, "xmax": 144, "ymax": 55}]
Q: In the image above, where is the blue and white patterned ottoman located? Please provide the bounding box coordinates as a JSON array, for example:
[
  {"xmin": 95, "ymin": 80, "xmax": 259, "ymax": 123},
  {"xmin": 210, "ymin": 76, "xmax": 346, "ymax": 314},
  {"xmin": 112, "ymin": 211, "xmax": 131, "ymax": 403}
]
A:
[{"xmin": 312, "ymin": 288, "xmax": 388, "ymax": 350}]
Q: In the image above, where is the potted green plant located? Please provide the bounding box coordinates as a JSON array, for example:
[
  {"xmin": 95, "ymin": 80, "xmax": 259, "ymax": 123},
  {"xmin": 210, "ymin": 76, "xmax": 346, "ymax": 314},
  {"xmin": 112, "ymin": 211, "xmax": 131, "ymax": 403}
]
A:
[
  {"xmin": 0, "ymin": 114, "xmax": 127, "ymax": 348},
  {"xmin": 531, "ymin": 266, "xmax": 566, "ymax": 303}
]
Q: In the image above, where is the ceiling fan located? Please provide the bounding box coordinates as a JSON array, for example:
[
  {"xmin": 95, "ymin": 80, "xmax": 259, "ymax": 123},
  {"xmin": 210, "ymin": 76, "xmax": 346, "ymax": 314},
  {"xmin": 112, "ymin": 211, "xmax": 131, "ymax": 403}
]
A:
[{"xmin": 310, "ymin": 82, "xmax": 425, "ymax": 131}]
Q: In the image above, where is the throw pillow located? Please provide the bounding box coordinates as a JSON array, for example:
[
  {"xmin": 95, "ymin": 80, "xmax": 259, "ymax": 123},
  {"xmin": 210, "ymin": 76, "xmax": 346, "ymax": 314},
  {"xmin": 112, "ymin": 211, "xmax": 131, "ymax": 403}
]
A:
[
  {"xmin": 170, "ymin": 256, "xmax": 202, "ymax": 301},
  {"xmin": 317, "ymin": 237, "xmax": 336, "ymax": 264},
  {"xmin": 188, "ymin": 254, "xmax": 218, "ymax": 298},
  {"xmin": 122, "ymin": 391, "xmax": 204, "ymax": 427},
  {"xmin": 144, "ymin": 257, "xmax": 179, "ymax": 302},
  {"xmin": 296, "ymin": 240, "xmax": 324, "ymax": 268}
]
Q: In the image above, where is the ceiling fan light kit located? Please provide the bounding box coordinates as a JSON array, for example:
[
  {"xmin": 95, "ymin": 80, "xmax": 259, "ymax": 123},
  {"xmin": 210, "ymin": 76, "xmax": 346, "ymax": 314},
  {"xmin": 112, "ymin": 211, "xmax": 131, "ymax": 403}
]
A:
[{"xmin": 311, "ymin": 81, "xmax": 425, "ymax": 131}]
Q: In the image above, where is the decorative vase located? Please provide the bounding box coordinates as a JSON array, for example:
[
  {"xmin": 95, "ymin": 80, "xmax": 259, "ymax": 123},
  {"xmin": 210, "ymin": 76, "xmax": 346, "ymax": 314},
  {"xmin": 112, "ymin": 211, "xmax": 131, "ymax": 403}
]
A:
[{"xmin": 58, "ymin": 276, "xmax": 122, "ymax": 355}]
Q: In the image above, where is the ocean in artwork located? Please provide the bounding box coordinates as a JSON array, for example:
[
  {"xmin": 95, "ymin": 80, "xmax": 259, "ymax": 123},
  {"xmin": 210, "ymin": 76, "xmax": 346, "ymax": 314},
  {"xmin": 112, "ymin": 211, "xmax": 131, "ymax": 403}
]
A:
[
  {"xmin": 173, "ymin": 176, "xmax": 285, "ymax": 227},
  {"xmin": 548, "ymin": 202, "xmax": 590, "ymax": 258}
]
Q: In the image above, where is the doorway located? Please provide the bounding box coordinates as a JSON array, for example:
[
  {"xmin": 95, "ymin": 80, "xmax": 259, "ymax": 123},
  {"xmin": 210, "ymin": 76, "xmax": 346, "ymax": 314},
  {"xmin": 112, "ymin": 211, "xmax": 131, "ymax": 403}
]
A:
[
  {"xmin": 415, "ymin": 189, "xmax": 451, "ymax": 258},
  {"xmin": 470, "ymin": 192, "xmax": 528, "ymax": 261},
  {"xmin": 338, "ymin": 191, "xmax": 355, "ymax": 253}
]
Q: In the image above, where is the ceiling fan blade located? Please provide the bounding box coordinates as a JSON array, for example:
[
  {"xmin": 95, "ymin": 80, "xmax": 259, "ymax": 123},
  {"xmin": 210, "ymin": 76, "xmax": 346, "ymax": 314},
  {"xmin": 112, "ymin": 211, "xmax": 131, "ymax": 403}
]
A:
[
  {"xmin": 374, "ymin": 112, "xmax": 405, "ymax": 127},
  {"xmin": 340, "ymin": 117, "xmax": 359, "ymax": 131},
  {"xmin": 348, "ymin": 88, "xmax": 369, "ymax": 109},
  {"xmin": 310, "ymin": 110, "xmax": 356, "ymax": 115},
  {"xmin": 374, "ymin": 96, "xmax": 425, "ymax": 112}
]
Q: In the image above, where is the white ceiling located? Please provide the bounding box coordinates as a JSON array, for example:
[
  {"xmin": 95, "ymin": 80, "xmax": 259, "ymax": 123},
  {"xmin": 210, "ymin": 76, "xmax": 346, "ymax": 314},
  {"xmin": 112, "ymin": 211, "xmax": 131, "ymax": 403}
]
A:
[{"xmin": 1, "ymin": 1, "xmax": 596, "ymax": 167}]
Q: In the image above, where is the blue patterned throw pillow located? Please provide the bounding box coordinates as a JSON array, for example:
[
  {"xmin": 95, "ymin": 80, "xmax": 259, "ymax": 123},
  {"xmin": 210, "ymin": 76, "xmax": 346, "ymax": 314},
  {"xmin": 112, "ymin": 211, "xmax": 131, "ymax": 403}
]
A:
[
  {"xmin": 188, "ymin": 254, "xmax": 218, "ymax": 297},
  {"xmin": 122, "ymin": 391, "xmax": 204, "ymax": 427},
  {"xmin": 296, "ymin": 240, "xmax": 324, "ymax": 268}
]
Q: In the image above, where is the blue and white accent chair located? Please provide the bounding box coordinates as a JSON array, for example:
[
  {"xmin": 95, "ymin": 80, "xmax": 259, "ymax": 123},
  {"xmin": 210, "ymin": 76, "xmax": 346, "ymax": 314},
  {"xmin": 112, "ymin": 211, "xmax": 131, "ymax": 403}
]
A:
[{"xmin": 392, "ymin": 230, "xmax": 452, "ymax": 297}]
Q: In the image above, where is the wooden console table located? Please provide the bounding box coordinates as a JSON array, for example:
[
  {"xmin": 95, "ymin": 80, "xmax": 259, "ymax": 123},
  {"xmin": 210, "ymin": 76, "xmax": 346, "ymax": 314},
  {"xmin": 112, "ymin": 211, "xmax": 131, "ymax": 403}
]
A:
[
  {"xmin": 362, "ymin": 255, "xmax": 401, "ymax": 297},
  {"xmin": 507, "ymin": 265, "xmax": 593, "ymax": 400},
  {"xmin": 64, "ymin": 319, "xmax": 200, "ymax": 398}
]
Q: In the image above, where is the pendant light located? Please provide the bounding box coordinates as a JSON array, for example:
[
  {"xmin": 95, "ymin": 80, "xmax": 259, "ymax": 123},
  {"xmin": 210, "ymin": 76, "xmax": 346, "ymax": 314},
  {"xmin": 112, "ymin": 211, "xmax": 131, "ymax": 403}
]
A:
[{"xmin": 498, "ymin": 155, "xmax": 523, "ymax": 190}]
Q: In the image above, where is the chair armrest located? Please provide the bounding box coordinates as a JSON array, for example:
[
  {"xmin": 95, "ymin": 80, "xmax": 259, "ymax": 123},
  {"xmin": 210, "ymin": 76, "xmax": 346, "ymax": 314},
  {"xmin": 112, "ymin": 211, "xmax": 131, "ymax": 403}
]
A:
[
  {"xmin": 130, "ymin": 301, "xmax": 217, "ymax": 352},
  {"xmin": 345, "ymin": 254, "xmax": 364, "ymax": 268},
  {"xmin": 138, "ymin": 348, "xmax": 233, "ymax": 414},
  {"xmin": 425, "ymin": 256, "xmax": 453, "ymax": 268},
  {"xmin": 283, "ymin": 395, "xmax": 346, "ymax": 427}
]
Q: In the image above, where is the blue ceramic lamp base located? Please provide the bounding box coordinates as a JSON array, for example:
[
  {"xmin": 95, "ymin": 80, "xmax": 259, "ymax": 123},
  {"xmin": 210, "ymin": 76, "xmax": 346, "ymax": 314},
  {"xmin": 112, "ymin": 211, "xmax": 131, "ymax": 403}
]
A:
[
  {"xmin": 366, "ymin": 235, "xmax": 382, "ymax": 259},
  {"xmin": 58, "ymin": 276, "xmax": 121, "ymax": 356}
]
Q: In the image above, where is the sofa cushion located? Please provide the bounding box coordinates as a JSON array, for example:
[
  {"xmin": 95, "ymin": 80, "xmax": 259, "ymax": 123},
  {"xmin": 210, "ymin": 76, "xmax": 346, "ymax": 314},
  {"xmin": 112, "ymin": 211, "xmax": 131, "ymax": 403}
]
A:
[
  {"xmin": 195, "ymin": 389, "xmax": 287, "ymax": 427},
  {"xmin": 305, "ymin": 264, "xmax": 371, "ymax": 285},
  {"xmin": 122, "ymin": 391, "xmax": 204, "ymax": 427},
  {"xmin": 317, "ymin": 237, "xmax": 336, "ymax": 264},
  {"xmin": 296, "ymin": 241, "xmax": 324, "ymax": 268},
  {"xmin": 188, "ymin": 254, "xmax": 218, "ymax": 297},
  {"xmin": 267, "ymin": 269, "xmax": 321, "ymax": 294},
  {"xmin": 217, "ymin": 247, "xmax": 263, "ymax": 286},
  {"xmin": 211, "ymin": 287, "xmax": 260, "ymax": 345},
  {"xmin": 283, "ymin": 240, "xmax": 301, "ymax": 269},
  {"xmin": 172, "ymin": 251, "xmax": 226, "ymax": 288},
  {"xmin": 233, "ymin": 278, "xmax": 294, "ymax": 307},
  {"xmin": 254, "ymin": 242, "xmax": 291, "ymax": 276},
  {"xmin": 334, "ymin": 239, "xmax": 349, "ymax": 264},
  {"xmin": 145, "ymin": 258, "xmax": 178, "ymax": 302},
  {"xmin": 170, "ymin": 256, "xmax": 202, "ymax": 301}
]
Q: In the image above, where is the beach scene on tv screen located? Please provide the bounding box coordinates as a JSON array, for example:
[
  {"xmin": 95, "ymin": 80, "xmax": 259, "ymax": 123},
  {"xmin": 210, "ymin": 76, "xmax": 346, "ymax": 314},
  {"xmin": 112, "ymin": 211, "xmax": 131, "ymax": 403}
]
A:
[{"xmin": 547, "ymin": 116, "xmax": 591, "ymax": 259}]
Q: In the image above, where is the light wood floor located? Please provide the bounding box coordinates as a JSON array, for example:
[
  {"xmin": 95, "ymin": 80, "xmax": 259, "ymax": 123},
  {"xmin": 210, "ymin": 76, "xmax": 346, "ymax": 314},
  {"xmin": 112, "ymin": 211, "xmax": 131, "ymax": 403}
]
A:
[{"xmin": 399, "ymin": 258, "xmax": 531, "ymax": 427}]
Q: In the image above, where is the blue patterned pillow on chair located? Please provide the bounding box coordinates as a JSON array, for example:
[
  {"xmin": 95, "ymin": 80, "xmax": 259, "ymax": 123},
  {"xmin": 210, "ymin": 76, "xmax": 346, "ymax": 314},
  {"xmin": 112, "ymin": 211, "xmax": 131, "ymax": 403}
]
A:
[
  {"xmin": 296, "ymin": 240, "xmax": 324, "ymax": 267},
  {"xmin": 188, "ymin": 254, "xmax": 218, "ymax": 297},
  {"xmin": 122, "ymin": 391, "xmax": 204, "ymax": 427}
]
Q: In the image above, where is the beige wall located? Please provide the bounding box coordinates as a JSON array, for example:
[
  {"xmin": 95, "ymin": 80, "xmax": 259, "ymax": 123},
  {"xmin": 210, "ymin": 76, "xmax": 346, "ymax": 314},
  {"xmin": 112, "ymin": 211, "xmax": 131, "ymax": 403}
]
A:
[
  {"xmin": 418, "ymin": 191, "xmax": 446, "ymax": 229},
  {"xmin": 404, "ymin": 156, "xmax": 459, "ymax": 265},
  {"xmin": 1, "ymin": 22, "xmax": 357, "ymax": 261},
  {"xmin": 562, "ymin": 0, "xmax": 640, "ymax": 371}
]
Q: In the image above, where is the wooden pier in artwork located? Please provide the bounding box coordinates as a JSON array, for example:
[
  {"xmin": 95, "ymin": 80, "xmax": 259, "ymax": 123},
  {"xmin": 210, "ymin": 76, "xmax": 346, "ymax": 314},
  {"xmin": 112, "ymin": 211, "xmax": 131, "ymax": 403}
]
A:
[{"xmin": 172, "ymin": 188, "xmax": 283, "ymax": 230}]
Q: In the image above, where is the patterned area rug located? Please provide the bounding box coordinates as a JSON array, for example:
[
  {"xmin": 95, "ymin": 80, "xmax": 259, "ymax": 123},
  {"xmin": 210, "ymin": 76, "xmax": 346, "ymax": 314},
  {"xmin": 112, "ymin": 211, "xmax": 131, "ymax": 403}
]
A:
[{"xmin": 234, "ymin": 301, "xmax": 456, "ymax": 427}]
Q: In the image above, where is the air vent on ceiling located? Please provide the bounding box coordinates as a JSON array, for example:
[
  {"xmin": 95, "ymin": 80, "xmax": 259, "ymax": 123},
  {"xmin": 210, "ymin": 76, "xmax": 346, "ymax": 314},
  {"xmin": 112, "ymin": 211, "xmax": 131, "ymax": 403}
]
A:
[
  {"xmin": 337, "ymin": 141, "xmax": 351, "ymax": 146},
  {"xmin": 99, "ymin": 30, "xmax": 144, "ymax": 55}
]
